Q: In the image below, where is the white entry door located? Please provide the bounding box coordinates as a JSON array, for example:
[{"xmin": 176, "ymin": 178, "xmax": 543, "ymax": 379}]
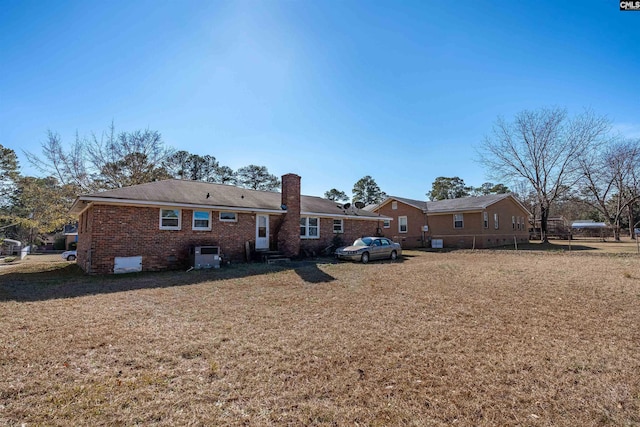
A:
[{"xmin": 256, "ymin": 215, "xmax": 269, "ymax": 250}]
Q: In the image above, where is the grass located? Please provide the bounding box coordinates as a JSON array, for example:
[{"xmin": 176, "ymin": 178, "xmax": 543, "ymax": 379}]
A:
[
  {"xmin": 498, "ymin": 238, "xmax": 640, "ymax": 254},
  {"xmin": 1, "ymin": 249, "xmax": 640, "ymax": 426}
]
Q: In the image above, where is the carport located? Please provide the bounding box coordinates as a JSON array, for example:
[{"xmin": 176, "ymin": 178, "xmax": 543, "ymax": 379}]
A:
[{"xmin": 571, "ymin": 221, "xmax": 609, "ymax": 241}]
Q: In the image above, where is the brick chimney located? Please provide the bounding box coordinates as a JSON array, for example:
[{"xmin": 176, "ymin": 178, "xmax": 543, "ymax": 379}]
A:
[{"xmin": 278, "ymin": 174, "xmax": 301, "ymax": 257}]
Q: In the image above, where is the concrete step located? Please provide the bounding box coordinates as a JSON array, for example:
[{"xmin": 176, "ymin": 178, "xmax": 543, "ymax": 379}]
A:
[{"xmin": 256, "ymin": 250, "xmax": 290, "ymax": 263}]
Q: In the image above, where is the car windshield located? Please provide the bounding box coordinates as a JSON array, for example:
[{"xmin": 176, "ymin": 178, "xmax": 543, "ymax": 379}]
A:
[{"xmin": 353, "ymin": 237, "xmax": 373, "ymax": 246}]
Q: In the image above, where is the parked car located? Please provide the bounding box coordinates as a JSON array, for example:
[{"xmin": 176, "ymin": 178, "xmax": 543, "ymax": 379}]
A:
[
  {"xmin": 335, "ymin": 237, "xmax": 402, "ymax": 263},
  {"xmin": 61, "ymin": 250, "xmax": 77, "ymax": 261}
]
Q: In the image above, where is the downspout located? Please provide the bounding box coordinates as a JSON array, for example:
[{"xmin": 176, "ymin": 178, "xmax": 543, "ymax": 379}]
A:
[{"xmin": 423, "ymin": 200, "xmax": 431, "ymax": 248}]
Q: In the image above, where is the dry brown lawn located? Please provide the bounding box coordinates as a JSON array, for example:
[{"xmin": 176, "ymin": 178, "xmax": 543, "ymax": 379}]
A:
[
  {"xmin": 510, "ymin": 238, "xmax": 640, "ymax": 254},
  {"xmin": 1, "ymin": 249, "xmax": 640, "ymax": 426}
]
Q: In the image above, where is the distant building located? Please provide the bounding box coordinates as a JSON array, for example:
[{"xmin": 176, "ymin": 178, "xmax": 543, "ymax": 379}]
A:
[{"xmin": 369, "ymin": 194, "xmax": 530, "ymax": 249}]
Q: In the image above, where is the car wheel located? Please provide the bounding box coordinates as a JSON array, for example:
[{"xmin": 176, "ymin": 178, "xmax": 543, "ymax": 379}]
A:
[
  {"xmin": 361, "ymin": 252, "xmax": 370, "ymax": 264},
  {"xmin": 67, "ymin": 255, "xmax": 76, "ymax": 261},
  {"xmin": 390, "ymin": 250, "xmax": 397, "ymax": 261}
]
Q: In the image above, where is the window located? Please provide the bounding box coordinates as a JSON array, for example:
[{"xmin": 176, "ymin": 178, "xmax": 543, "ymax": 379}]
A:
[
  {"xmin": 483, "ymin": 212, "xmax": 489, "ymax": 229},
  {"xmin": 512, "ymin": 216, "xmax": 516, "ymax": 230},
  {"xmin": 383, "ymin": 219, "xmax": 391, "ymax": 228},
  {"xmin": 192, "ymin": 210, "xmax": 211, "ymax": 230},
  {"xmin": 300, "ymin": 217, "xmax": 319, "ymax": 238},
  {"xmin": 454, "ymin": 214, "xmax": 464, "ymax": 229},
  {"xmin": 392, "ymin": 201, "xmax": 398, "ymax": 210},
  {"xmin": 333, "ymin": 219, "xmax": 343, "ymax": 233},
  {"xmin": 516, "ymin": 216, "xmax": 520, "ymax": 230},
  {"xmin": 494, "ymin": 213, "xmax": 499, "ymax": 229},
  {"xmin": 521, "ymin": 217, "xmax": 526, "ymax": 231},
  {"xmin": 398, "ymin": 216, "xmax": 408, "ymax": 233},
  {"xmin": 219, "ymin": 212, "xmax": 237, "ymax": 222},
  {"xmin": 160, "ymin": 209, "xmax": 181, "ymax": 230}
]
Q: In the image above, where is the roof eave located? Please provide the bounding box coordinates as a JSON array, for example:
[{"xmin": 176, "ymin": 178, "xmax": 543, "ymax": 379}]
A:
[
  {"xmin": 69, "ymin": 196, "xmax": 286, "ymax": 216},
  {"xmin": 302, "ymin": 211, "xmax": 393, "ymax": 221}
]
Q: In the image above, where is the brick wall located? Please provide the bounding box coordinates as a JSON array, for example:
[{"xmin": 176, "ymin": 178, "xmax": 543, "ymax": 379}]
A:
[
  {"xmin": 77, "ymin": 208, "xmax": 93, "ymax": 272},
  {"xmin": 299, "ymin": 218, "xmax": 381, "ymax": 255},
  {"xmin": 278, "ymin": 174, "xmax": 301, "ymax": 257},
  {"xmin": 77, "ymin": 205, "xmax": 283, "ymax": 274},
  {"xmin": 376, "ymin": 200, "xmax": 428, "ymax": 248}
]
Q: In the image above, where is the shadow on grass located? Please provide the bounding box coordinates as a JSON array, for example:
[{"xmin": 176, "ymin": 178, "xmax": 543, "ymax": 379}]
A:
[
  {"xmin": 294, "ymin": 263, "xmax": 336, "ymax": 283},
  {"xmin": 0, "ymin": 253, "xmax": 416, "ymax": 302},
  {"xmin": 0, "ymin": 257, "xmax": 353, "ymax": 302}
]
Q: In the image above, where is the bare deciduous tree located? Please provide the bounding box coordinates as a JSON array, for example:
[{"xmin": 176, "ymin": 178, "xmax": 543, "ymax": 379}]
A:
[
  {"xmin": 26, "ymin": 123, "xmax": 173, "ymax": 192},
  {"xmin": 479, "ymin": 107, "xmax": 610, "ymax": 242},
  {"xmin": 25, "ymin": 131, "xmax": 91, "ymax": 190},
  {"xmin": 87, "ymin": 125, "xmax": 172, "ymax": 189},
  {"xmin": 578, "ymin": 139, "xmax": 640, "ymax": 240}
]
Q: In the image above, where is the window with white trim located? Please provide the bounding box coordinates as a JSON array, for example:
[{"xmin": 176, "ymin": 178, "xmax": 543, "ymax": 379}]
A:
[
  {"xmin": 219, "ymin": 212, "xmax": 237, "ymax": 222},
  {"xmin": 160, "ymin": 209, "xmax": 181, "ymax": 230},
  {"xmin": 398, "ymin": 216, "xmax": 408, "ymax": 233},
  {"xmin": 392, "ymin": 201, "xmax": 398, "ymax": 210},
  {"xmin": 512, "ymin": 215, "xmax": 516, "ymax": 230},
  {"xmin": 494, "ymin": 213, "xmax": 499, "ymax": 229},
  {"xmin": 300, "ymin": 217, "xmax": 319, "ymax": 238},
  {"xmin": 333, "ymin": 219, "xmax": 343, "ymax": 234},
  {"xmin": 483, "ymin": 212, "xmax": 489, "ymax": 228},
  {"xmin": 383, "ymin": 219, "xmax": 391, "ymax": 228},
  {"xmin": 192, "ymin": 210, "xmax": 211, "ymax": 230},
  {"xmin": 454, "ymin": 214, "xmax": 464, "ymax": 229}
]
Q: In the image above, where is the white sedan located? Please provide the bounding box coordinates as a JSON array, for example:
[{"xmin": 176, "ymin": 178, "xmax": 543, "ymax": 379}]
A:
[{"xmin": 61, "ymin": 250, "xmax": 77, "ymax": 261}]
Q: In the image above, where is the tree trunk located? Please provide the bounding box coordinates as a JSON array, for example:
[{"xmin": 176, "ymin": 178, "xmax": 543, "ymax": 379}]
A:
[
  {"xmin": 540, "ymin": 205, "xmax": 549, "ymax": 243},
  {"xmin": 629, "ymin": 204, "xmax": 635, "ymax": 240}
]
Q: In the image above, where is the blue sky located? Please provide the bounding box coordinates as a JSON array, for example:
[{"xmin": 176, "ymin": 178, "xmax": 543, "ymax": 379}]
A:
[{"xmin": 1, "ymin": 0, "xmax": 639, "ymax": 200}]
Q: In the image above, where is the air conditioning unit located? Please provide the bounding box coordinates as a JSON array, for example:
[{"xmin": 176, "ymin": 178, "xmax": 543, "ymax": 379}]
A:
[{"xmin": 189, "ymin": 245, "xmax": 221, "ymax": 269}]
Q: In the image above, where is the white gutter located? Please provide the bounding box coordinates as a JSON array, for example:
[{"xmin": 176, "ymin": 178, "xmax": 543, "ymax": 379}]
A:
[{"xmin": 302, "ymin": 211, "xmax": 393, "ymax": 221}]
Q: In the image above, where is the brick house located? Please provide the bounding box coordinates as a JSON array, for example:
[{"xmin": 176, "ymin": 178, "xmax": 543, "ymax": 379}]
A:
[
  {"xmin": 69, "ymin": 174, "xmax": 390, "ymax": 274},
  {"xmin": 370, "ymin": 194, "xmax": 530, "ymax": 249}
]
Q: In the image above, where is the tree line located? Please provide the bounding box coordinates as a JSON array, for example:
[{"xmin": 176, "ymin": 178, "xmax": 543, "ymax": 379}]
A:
[
  {"xmin": 3, "ymin": 106, "xmax": 637, "ymax": 246},
  {"xmin": 0, "ymin": 124, "xmax": 284, "ymax": 245}
]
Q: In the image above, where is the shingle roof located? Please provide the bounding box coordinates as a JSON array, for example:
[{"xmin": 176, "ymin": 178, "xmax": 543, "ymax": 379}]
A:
[
  {"xmin": 373, "ymin": 193, "xmax": 528, "ymax": 214},
  {"xmin": 70, "ymin": 179, "xmax": 384, "ymax": 219}
]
